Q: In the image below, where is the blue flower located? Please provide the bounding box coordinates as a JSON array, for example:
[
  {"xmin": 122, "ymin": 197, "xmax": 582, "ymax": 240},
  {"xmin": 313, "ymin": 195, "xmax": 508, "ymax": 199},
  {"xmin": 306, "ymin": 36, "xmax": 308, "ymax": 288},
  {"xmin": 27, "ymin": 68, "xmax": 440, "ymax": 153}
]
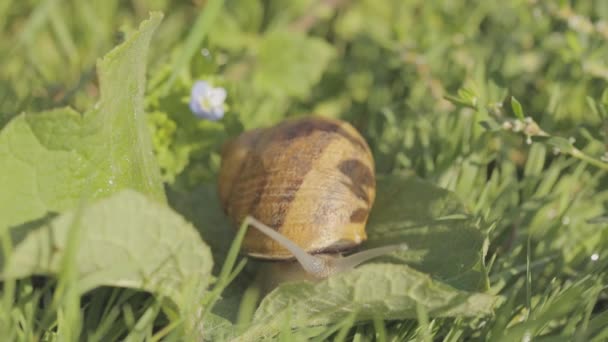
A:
[{"xmin": 189, "ymin": 81, "xmax": 227, "ymax": 121}]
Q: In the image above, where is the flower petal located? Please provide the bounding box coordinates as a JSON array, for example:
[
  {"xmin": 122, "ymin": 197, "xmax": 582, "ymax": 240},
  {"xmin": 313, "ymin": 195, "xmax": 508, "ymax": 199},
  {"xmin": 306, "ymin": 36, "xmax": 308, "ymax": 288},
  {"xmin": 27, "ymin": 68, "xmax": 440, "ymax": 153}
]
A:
[
  {"xmin": 191, "ymin": 81, "xmax": 210, "ymax": 97},
  {"xmin": 189, "ymin": 81, "xmax": 226, "ymax": 121}
]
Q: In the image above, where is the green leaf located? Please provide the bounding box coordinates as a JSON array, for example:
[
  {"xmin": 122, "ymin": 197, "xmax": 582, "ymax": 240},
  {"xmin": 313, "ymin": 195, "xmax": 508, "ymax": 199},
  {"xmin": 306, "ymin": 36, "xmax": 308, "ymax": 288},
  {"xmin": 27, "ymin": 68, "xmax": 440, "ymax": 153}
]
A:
[
  {"xmin": 168, "ymin": 185, "xmax": 257, "ymax": 322},
  {"xmin": 458, "ymin": 87, "xmax": 478, "ymax": 105},
  {"xmin": 232, "ymin": 174, "xmax": 497, "ymax": 340},
  {"xmin": 365, "ymin": 174, "xmax": 487, "ymax": 291},
  {"xmin": 546, "ymin": 136, "xmax": 574, "ymax": 154},
  {"xmin": 0, "ymin": 13, "xmax": 165, "ymax": 228},
  {"xmin": 1, "ymin": 190, "xmax": 212, "ymax": 309},
  {"xmin": 252, "ymin": 31, "xmax": 335, "ymax": 99},
  {"xmin": 239, "ymin": 264, "xmax": 498, "ymax": 341},
  {"xmin": 168, "ymin": 186, "xmax": 236, "ymax": 270},
  {"xmin": 198, "ymin": 313, "xmax": 236, "ymax": 341},
  {"xmin": 510, "ymin": 96, "xmax": 525, "ymax": 120}
]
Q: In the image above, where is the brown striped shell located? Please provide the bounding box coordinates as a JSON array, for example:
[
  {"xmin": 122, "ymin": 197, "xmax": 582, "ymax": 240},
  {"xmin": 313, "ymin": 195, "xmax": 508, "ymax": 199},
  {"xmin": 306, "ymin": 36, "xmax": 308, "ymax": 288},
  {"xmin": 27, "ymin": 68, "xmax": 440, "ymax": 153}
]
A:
[{"xmin": 218, "ymin": 116, "xmax": 376, "ymax": 260}]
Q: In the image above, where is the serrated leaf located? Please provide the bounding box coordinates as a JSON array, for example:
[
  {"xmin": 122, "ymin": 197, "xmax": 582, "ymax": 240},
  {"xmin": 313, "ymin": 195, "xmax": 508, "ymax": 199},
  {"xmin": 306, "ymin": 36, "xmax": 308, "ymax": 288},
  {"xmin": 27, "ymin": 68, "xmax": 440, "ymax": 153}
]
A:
[
  {"xmin": 0, "ymin": 13, "xmax": 165, "ymax": 229},
  {"xmin": 239, "ymin": 264, "xmax": 498, "ymax": 341},
  {"xmin": 1, "ymin": 190, "xmax": 212, "ymax": 309},
  {"xmin": 252, "ymin": 31, "xmax": 335, "ymax": 99},
  {"xmin": 197, "ymin": 312, "xmax": 237, "ymax": 341},
  {"xmin": 547, "ymin": 136, "xmax": 574, "ymax": 153},
  {"xmin": 511, "ymin": 96, "xmax": 525, "ymax": 120}
]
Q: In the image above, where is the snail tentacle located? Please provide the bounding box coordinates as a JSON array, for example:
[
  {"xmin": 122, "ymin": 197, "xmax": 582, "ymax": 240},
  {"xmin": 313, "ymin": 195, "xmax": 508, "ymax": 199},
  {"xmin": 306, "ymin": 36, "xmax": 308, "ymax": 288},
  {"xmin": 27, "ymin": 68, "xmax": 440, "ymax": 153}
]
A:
[
  {"xmin": 244, "ymin": 215, "xmax": 406, "ymax": 278},
  {"xmin": 328, "ymin": 244, "xmax": 408, "ymax": 274},
  {"xmin": 243, "ymin": 216, "xmax": 330, "ymax": 277}
]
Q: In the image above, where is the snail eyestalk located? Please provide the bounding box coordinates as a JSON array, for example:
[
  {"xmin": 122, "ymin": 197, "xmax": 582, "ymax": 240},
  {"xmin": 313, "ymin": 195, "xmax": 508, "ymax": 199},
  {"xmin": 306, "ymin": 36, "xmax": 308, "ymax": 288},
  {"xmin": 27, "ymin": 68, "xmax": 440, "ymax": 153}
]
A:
[
  {"xmin": 243, "ymin": 216, "xmax": 406, "ymax": 278},
  {"xmin": 243, "ymin": 216, "xmax": 329, "ymax": 276},
  {"xmin": 327, "ymin": 244, "xmax": 408, "ymax": 273}
]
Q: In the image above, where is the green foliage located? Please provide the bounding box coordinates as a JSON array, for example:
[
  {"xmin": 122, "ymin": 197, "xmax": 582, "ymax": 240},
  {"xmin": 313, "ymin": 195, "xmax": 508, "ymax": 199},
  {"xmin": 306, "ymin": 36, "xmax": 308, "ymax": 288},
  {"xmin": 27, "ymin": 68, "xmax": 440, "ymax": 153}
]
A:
[
  {"xmin": 173, "ymin": 174, "xmax": 496, "ymax": 340},
  {"xmin": 0, "ymin": 13, "xmax": 165, "ymax": 229},
  {"xmin": 252, "ymin": 31, "xmax": 335, "ymax": 101},
  {"xmin": 242, "ymin": 264, "xmax": 497, "ymax": 341},
  {"xmin": 366, "ymin": 175, "xmax": 488, "ymax": 291},
  {"xmin": 1, "ymin": 0, "xmax": 608, "ymax": 341},
  {"xmin": 2, "ymin": 190, "xmax": 212, "ymax": 309}
]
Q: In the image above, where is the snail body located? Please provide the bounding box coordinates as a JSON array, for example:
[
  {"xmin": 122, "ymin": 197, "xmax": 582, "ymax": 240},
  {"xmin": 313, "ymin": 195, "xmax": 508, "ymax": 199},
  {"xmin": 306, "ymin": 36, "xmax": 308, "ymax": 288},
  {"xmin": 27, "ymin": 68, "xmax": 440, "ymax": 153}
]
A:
[{"xmin": 219, "ymin": 116, "xmax": 404, "ymax": 278}]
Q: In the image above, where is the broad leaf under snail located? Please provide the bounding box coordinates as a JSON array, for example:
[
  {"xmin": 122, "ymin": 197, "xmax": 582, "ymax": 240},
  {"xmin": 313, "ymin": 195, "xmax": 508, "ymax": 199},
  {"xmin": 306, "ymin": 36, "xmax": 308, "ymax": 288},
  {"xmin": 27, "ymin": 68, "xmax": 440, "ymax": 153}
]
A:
[
  {"xmin": 225, "ymin": 174, "xmax": 498, "ymax": 340},
  {"xmin": 238, "ymin": 264, "xmax": 498, "ymax": 341},
  {"xmin": 176, "ymin": 174, "xmax": 498, "ymax": 339}
]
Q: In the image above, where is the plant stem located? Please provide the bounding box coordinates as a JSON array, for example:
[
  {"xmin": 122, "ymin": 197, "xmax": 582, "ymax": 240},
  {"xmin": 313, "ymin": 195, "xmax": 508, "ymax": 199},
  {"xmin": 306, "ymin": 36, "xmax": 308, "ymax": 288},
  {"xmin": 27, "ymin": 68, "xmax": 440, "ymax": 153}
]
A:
[{"xmin": 570, "ymin": 148, "xmax": 608, "ymax": 171}]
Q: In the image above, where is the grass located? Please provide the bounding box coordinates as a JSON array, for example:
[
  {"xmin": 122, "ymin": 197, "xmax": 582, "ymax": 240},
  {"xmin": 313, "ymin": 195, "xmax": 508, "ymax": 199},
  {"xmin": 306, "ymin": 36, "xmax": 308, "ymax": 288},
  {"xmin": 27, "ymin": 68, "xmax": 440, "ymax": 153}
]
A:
[{"xmin": 1, "ymin": 0, "xmax": 608, "ymax": 340}]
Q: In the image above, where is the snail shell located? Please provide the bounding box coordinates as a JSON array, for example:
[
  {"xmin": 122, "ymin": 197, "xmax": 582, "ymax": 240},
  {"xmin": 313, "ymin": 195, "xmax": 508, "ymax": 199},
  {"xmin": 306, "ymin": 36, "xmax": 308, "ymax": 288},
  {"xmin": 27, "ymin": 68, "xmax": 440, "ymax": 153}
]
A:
[{"xmin": 218, "ymin": 116, "xmax": 376, "ymax": 260}]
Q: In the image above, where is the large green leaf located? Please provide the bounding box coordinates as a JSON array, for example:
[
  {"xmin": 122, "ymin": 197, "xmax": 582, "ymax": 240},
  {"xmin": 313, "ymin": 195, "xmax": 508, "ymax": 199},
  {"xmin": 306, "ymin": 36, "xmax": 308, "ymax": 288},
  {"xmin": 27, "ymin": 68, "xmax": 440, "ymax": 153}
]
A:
[
  {"xmin": 365, "ymin": 174, "xmax": 488, "ymax": 291},
  {"xmin": 182, "ymin": 174, "xmax": 496, "ymax": 339},
  {"xmin": 0, "ymin": 13, "xmax": 165, "ymax": 229},
  {"xmin": 239, "ymin": 264, "xmax": 497, "ymax": 341},
  {"xmin": 1, "ymin": 190, "xmax": 212, "ymax": 309}
]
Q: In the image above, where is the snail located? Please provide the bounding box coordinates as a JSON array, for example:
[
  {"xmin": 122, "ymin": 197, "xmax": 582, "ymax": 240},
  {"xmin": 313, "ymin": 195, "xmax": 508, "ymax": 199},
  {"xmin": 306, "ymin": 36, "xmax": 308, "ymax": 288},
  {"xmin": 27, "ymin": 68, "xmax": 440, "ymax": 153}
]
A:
[{"xmin": 218, "ymin": 116, "xmax": 404, "ymax": 283}]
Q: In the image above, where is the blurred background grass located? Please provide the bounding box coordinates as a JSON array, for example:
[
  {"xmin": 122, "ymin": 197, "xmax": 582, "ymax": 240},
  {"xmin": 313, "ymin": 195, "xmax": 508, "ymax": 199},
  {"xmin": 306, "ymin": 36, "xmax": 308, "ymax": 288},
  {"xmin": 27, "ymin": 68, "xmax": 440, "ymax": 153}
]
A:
[{"xmin": 1, "ymin": 0, "xmax": 608, "ymax": 340}]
